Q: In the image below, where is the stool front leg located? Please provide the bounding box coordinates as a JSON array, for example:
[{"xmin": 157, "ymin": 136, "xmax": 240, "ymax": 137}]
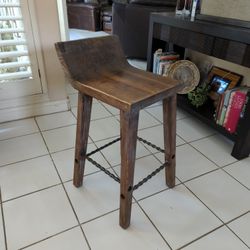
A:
[
  {"xmin": 73, "ymin": 93, "xmax": 92, "ymax": 187},
  {"xmin": 163, "ymin": 95, "xmax": 177, "ymax": 188},
  {"xmin": 119, "ymin": 109, "xmax": 139, "ymax": 229}
]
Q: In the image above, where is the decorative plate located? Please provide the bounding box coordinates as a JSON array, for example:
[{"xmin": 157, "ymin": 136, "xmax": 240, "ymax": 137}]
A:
[{"xmin": 166, "ymin": 60, "xmax": 200, "ymax": 94}]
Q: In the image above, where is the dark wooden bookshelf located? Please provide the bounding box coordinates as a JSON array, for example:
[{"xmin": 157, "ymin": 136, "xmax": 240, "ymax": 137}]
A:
[
  {"xmin": 177, "ymin": 95, "xmax": 237, "ymax": 141},
  {"xmin": 147, "ymin": 13, "xmax": 250, "ymax": 159}
]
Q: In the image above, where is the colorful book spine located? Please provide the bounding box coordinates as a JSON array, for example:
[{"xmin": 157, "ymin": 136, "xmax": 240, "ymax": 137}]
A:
[{"xmin": 223, "ymin": 90, "xmax": 247, "ymax": 133}]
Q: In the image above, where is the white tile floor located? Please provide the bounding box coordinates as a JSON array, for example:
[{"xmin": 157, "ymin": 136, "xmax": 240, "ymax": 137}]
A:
[
  {"xmin": 0, "ymin": 29, "xmax": 249, "ymax": 250},
  {"xmin": 0, "ymin": 100, "xmax": 249, "ymax": 250}
]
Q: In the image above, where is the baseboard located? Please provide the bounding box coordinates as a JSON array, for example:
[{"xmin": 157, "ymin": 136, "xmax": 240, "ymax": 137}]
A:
[{"xmin": 0, "ymin": 95, "xmax": 70, "ymax": 123}]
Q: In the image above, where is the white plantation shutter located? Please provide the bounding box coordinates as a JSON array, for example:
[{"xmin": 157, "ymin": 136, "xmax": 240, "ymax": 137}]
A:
[{"xmin": 0, "ymin": 0, "xmax": 43, "ymax": 100}]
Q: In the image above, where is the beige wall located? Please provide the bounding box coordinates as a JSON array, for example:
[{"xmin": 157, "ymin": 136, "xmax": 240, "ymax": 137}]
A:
[
  {"xmin": 34, "ymin": 0, "xmax": 67, "ymax": 101},
  {"xmin": 191, "ymin": 0, "xmax": 250, "ymax": 86},
  {"xmin": 201, "ymin": 0, "xmax": 250, "ymax": 21}
]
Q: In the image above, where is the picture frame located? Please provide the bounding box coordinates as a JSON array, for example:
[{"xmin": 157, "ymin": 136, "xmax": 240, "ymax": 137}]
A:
[
  {"xmin": 207, "ymin": 66, "xmax": 243, "ymax": 93},
  {"xmin": 206, "ymin": 66, "xmax": 243, "ymax": 106}
]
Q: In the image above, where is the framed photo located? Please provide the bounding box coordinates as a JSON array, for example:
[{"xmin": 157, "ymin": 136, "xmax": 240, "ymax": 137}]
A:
[
  {"xmin": 206, "ymin": 66, "xmax": 243, "ymax": 105},
  {"xmin": 207, "ymin": 66, "xmax": 243, "ymax": 93}
]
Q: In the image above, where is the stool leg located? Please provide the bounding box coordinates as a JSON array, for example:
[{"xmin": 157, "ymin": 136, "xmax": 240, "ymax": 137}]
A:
[
  {"xmin": 163, "ymin": 95, "xmax": 177, "ymax": 188},
  {"xmin": 73, "ymin": 93, "xmax": 92, "ymax": 187},
  {"xmin": 119, "ymin": 109, "xmax": 139, "ymax": 229}
]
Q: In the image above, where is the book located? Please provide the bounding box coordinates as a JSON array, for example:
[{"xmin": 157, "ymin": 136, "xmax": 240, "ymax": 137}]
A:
[
  {"xmin": 153, "ymin": 49, "xmax": 179, "ymax": 75},
  {"xmin": 223, "ymin": 90, "xmax": 248, "ymax": 133},
  {"xmin": 216, "ymin": 88, "xmax": 237, "ymax": 125}
]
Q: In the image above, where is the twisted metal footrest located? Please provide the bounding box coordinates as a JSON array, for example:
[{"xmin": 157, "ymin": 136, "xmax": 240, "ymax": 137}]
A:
[{"xmin": 85, "ymin": 136, "xmax": 168, "ymax": 192}]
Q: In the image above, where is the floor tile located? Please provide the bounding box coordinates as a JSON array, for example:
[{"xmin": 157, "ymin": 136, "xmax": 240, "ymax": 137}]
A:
[
  {"xmin": 25, "ymin": 227, "xmax": 89, "ymax": 250},
  {"xmin": 82, "ymin": 204, "xmax": 170, "ymax": 250},
  {"xmin": 0, "ymin": 155, "xmax": 60, "ymax": 201},
  {"xmin": 191, "ymin": 134, "xmax": 236, "ymax": 167},
  {"xmin": 68, "ymin": 93, "xmax": 78, "ymax": 107},
  {"xmin": 90, "ymin": 102, "xmax": 113, "ymax": 120},
  {"xmin": 42, "ymin": 125, "xmax": 78, "ymax": 153},
  {"xmin": 185, "ymin": 169, "xmax": 250, "ymax": 223},
  {"xmin": 144, "ymin": 105, "xmax": 163, "ymax": 123},
  {"xmin": 35, "ymin": 111, "xmax": 76, "ymax": 131},
  {"xmin": 127, "ymin": 58, "xmax": 147, "ymax": 70},
  {"xmin": 69, "ymin": 29, "xmax": 108, "ymax": 40},
  {"xmin": 66, "ymin": 83, "xmax": 77, "ymax": 95},
  {"xmin": 140, "ymin": 184, "xmax": 221, "ymax": 249},
  {"xmin": 71, "ymin": 107, "xmax": 77, "ymax": 117},
  {"xmin": 138, "ymin": 125, "xmax": 186, "ymax": 153},
  {"xmin": 0, "ymin": 133, "xmax": 48, "ymax": 167},
  {"xmin": 64, "ymin": 171, "xmax": 120, "ymax": 223},
  {"xmin": 89, "ymin": 117, "xmax": 120, "ymax": 142},
  {"xmin": 224, "ymin": 158, "xmax": 250, "ymax": 189},
  {"xmin": 52, "ymin": 144, "xmax": 110, "ymax": 182},
  {"xmin": 228, "ymin": 212, "xmax": 250, "ymax": 247},
  {"xmin": 113, "ymin": 155, "xmax": 177, "ymax": 200},
  {"xmin": 95, "ymin": 139, "xmax": 151, "ymax": 167},
  {"xmin": 0, "ymin": 208, "xmax": 5, "ymax": 250},
  {"xmin": 0, "ymin": 118, "xmax": 39, "ymax": 141},
  {"xmin": 182, "ymin": 226, "xmax": 249, "ymax": 250},
  {"xmin": 3, "ymin": 185, "xmax": 78, "ymax": 250},
  {"xmin": 176, "ymin": 107, "xmax": 190, "ymax": 120},
  {"xmin": 145, "ymin": 106, "xmax": 189, "ymax": 124},
  {"xmin": 101, "ymin": 103, "xmax": 120, "ymax": 115},
  {"xmin": 138, "ymin": 110, "xmax": 160, "ymax": 130},
  {"xmin": 155, "ymin": 144, "xmax": 218, "ymax": 182},
  {"xmin": 145, "ymin": 101, "xmax": 162, "ymax": 109},
  {"xmin": 177, "ymin": 117, "xmax": 216, "ymax": 142}
]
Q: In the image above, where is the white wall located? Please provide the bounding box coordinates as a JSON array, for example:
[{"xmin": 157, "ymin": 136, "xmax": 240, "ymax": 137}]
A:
[{"xmin": 34, "ymin": 0, "xmax": 67, "ymax": 101}]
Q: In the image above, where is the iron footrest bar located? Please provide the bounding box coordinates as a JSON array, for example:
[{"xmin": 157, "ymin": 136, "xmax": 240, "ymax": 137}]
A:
[{"xmin": 85, "ymin": 136, "xmax": 168, "ymax": 192}]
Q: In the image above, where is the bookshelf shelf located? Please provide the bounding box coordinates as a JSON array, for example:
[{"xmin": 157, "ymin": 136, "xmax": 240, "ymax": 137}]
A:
[{"xmin": 147, "ymin": 13, "xmax": 250, "ymax": 159}]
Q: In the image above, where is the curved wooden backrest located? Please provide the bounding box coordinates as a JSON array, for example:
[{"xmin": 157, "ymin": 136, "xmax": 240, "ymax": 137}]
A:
[{"xmin": 55, "ymin": 35, "xmax": 128, "ymax": 85}]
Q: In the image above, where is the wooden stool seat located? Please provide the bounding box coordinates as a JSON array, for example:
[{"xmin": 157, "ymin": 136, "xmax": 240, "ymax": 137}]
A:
[{"xmin": 55, "ymin": 36, "xmax": 184, "ymax": 229}]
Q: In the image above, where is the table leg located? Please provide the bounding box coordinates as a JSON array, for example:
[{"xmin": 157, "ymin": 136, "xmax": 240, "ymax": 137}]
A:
[{"xmin": 163, "ymin": 95, "xmax": 177, "ymax": 188}]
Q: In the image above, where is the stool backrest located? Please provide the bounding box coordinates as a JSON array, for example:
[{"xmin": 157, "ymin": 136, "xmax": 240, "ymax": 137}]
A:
[{"xmin": 55, "ymin": 35, "xmax": 128, "ymax": 85}]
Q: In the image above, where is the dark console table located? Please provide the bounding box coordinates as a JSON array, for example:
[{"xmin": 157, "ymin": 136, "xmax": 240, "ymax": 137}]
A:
[{"xmin": 147, "ymin": 12, "xmax": 250, "ymax": 160}]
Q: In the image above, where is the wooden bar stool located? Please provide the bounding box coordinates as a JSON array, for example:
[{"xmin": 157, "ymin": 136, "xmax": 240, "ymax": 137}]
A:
[{"xmin": 55, "ymin": 36, "xmax": 184, "ymax": 229}]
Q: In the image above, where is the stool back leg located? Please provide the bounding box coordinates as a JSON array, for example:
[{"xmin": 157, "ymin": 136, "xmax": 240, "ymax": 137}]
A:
[
  {"xmin": 163, "ymin": 95, "xmax": 177, "ymax": 188},
  {"xmin": 119, "ymin": 109, "xmax": 139, "ymax": 229},
  {"xmin": 73, "ymin": 93, "xmax": 93, "ymax": 187}
]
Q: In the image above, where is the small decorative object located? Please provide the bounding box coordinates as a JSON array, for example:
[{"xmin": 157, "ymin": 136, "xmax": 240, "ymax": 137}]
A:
[
  {"xmin": 187, "ymin": 84, "xmax": 210, "ymax": 107},
  {"xmin": 176, "ymin": 0, "xmax": 192, "ymax": 15},
  {"xmin": 190, "ymin": 0, "xmax": 198, "ymax": 21},
  {"xmin": 206, "ymin": 66, "xmax": 243, "ymax": 104},
  {"xmin": 166, "ymin": 60, "xmax": 200, "ymax": 94}
]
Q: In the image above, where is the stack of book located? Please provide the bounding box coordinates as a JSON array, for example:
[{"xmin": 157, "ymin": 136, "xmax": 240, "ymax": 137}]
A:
[
  {"xmin": 215, "ymin": 87, "xmax": 250, "ymax": 134},
  {"xmin": 153, "ymin": 49, "xmax": 179, "ymax": 76}
]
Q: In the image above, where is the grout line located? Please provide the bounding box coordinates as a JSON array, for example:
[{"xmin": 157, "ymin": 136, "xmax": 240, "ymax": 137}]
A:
[
  {"xmin": 0, "ymin": 131, "xmax": 40, "ymax": 143},
  {"xmin": 0, "ymin": 153, "xmax": 50, "ymax": 169},
  {"xmin": 0, "ymin": 187, "xmax": 8, "ymax": 250},
  {"xmin": 221, "ymin": 166, "xmax": 250, "ymax": 191},
  {"xmin": 176, "ymin": 224, "xmax": 225, "ymax": 250},
  {"xmin": 33, "ymin": 119, "xmax": 92, "ymax": 250},
  {"xmin": 19, "ymin": 225, "xmax": 80, "ymax": 250},
  {"xmin": 224, "ymin": 211, "xmax": 250, "ymax": 249},
  {"xmin": 134, "ymin": 199, "xmax": 173, "ymax": 250},
  {"xmin": 1, "ymin": 183, "xmax": 61, "ymax": 205}
]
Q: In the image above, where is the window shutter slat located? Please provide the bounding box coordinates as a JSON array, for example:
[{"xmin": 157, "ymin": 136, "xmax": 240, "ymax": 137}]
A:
[
  {"xmin": 0, "ymin": 71, "xmax": 32, "ymax": 81},
  {"xmin": 0, "ymin": 39, "xmax": 26, "ymax": 46},
  {"xmin": 0, "ymin": 61, "xmax": 30, "ymax": 69},
  {"xmin": 0, "ymin": 0, "xmax": 34, "ymax": 83}
]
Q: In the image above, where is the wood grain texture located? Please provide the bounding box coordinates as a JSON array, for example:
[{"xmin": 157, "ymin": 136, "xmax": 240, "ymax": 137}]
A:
[
  {"xmin": 55, "ymin": 35, "xmax": 182, "ymax": 228},
  {"xmin": 55, "ymin": 36, "xmax": 183, "ymax": 112},
  {"xmin": 73, "ymin": 93, "xmax": 92, "ymax": 187},
  {"xmin": 163, "ymin": 95, "xmax": 177, "ymax": 188},
  {"xmin": 119, "ymin": 109, "xmax": 139, "ymax": 229}
]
